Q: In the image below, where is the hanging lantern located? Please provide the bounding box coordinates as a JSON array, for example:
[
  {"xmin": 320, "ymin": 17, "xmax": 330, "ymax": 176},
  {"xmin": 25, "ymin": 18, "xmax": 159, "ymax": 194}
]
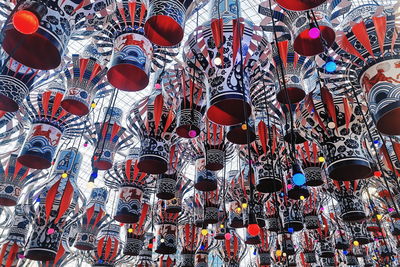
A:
[
  {"xmin": 348, "ymin": 221, "xmax": 372, "ymax": 245},
  {"xmin": 322, "ymin": 5, "xmax": 400, "ymax": 135},
  {"xmin": 194, "ymin": 250, "xmax": 208, "ymax": 267},
  {"xmin": 135, "ymin": 234, "xmax": 154, "ymax": 266},
  {"xmin": 39, "ymin": 229, "xmax": 72, "ymax": 267},
  {"xmin": 203, "ymin": 191, "xmax": 219, "ymax": 224},
  {"xmin": 334, "ymin": 230, "xmax": 349, "ymax": 250},
  {"xmin": 2, "ymin": 0, "xmax": 111, "ymax": 70},
  {"xmin": 217, "ymin": 231, "xmax": 245, "ymax": 266},
  {"xmin": 226, "ymin": 115, "xmax": 256, "ymax": 145},
  {"xmin": 317, "ymin": 214, "xmax": 334, "ymax": 258},
  {"xmin": 0, "ymin": 205, "xmax": 30, "ymax": 267},
  {"xmin": 0, "ymin": 57, "xmax": 50, "ymax": 113},
  {"xmin": 0, "ymin": 154, "xmax": 43, "ymax": 206},
  {"xmin": 273, "ymin": 0, "xmax": 327, "ymax": 11},
  {"xmin": 301, "ymin": 233, "xmax": 317, "ymax": 263},
  {"xmin": 281, "ymin": 199, "xmax": 304, "ymax": 232},
  {"xmin": 251, "ymin": 119, "xmax": 283, "ymax": 193},
  {"xmin": 184, "ymin": 0, "xmax": 270, "ymax": 126},
  {"xmin": 178, "ymin": 223, "xmax": 201, "ymax": 267},
  {"xmin": 298, "ymin": 141, "xmax": 324, "ymax": 187},
  {"xmin": 17, "ymin": 90, "xmax": 85, "ymax": 169},
  {"xmin": 88, "ymin": 224, "xmax": 122, "ymax": 266},
  {"xmin": 90, "ymin": 107, "xmax": 128, "ymax": 170},
  {"xmin": 105, "ymin": 148, "xmax": 153, "ymax": 223},
  {"xmin": 61, "ymin": 54, "xmax": 109, "ymax": 116},
  {"xmin": 165, "ymin": 176, "xmax": 191, "ymax": 213},
  {"xmin": 279, "ymin": 104, "xmax": 307, "ymax": 145},
  {"xmin": 74, "ymin": 188, "xmax": 108, "ymax": 251},
  {"xmin": 164, "ymin": 65, "xmax": 206, "ymax": 139},
  {"xmin": 281, "ymin": 234, "xmax": 295, "ymax": 256},
  {"xmin": 127, "ymin": 87, "xmax": 177, "ymax": 174},
  {"xmin": 25, "ymin": 148, "xmax": 82, "ymax": 261},
  {"xmin": 303, "ymin": 192, "xmax": 320, "ymax": 230},
  {"xmin": 302, "ymin": 89, "xmax": 372, "ymax": 180},
  {"xmin": 124, "ymin": 215, "xmax": 152, "ymax": 256},
  {"xmin": 194, "ymin": 157, "xmax": 218, "ymax": 192},
  {"xmin": 155, "ymin": 202, "xmax": 179, "ymax": 254},
  {"xmin": 330, "ymin": 180, "xmax": 367, "ymax": 222},
  {"xmin": 318, "ymin": 239, "xmax": 334, "ymax": 258}
]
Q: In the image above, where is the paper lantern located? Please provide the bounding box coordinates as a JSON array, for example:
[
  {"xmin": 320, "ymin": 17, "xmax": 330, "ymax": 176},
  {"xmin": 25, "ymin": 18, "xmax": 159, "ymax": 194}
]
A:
[{"xmin": 155, "ymin": 203, "xmax": 178, "ymax": 254}]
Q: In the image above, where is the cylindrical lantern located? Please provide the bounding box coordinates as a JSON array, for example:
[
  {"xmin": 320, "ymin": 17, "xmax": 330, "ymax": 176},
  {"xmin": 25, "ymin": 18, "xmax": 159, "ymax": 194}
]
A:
[
  {"xmin": 18, "ymin": 90, "xmax": 85, "ymax": 169},
  {"xmin": 88, "ymin": 224, "xmax": 121, "ymax": 266},
  {"xmin": 25, "ymin": 148, "xmax": 82, "ymax": 261},
  {"xmin": 157, "ymin": 172, "xmax": 177, "ymax": 200},
  {"xmin": 281, "ymin": 200, "xmax": 304, "ymax": 232},
  {"xmin": 115, "ymin": 184, "xmax": 144, "ymax": 223},
  {"xmin": 92, "ymin": 107, "xmax": 126, "ymax": 170},
  {"xmin": 155, "ymin": 203, "xmax": 178, "ymax": 254},
  {"xmin": 194, "ymin": 157, "xmax": 217, "ymax": 192},
  {"xmin": 74, "ymin": 188, "xmax": 108, "ymax": 251},
  {"xmin": 61, "ymin": 54, "xmax": 109, "ymax": 116},
  {"xmin": 318, "ymin": 239, "xmax": 334, "ymax": 258}
]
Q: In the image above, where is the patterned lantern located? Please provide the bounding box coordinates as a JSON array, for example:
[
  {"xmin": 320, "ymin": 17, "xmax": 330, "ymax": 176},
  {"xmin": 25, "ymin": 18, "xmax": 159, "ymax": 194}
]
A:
[
  {"xmin": 0, "ymin": 154, "xmax": 43, "ymax": 206},
  {"xmin": 303, "ymin": 192, "xmax": 320, "ymax": 230},
  {"xmin": 184, "ymin": 0, "xmax": 270, "ymax": 126},
  {"xmin": 123, "ymin": 206, "xmax": 151, "ymax": 256},
  {"xmin": 0, "ymin": 205, "xmax": 30, "ymax": 267},
  {"xmin": 61, "ymin": 53, "xmax": 110, "ymax": 116},
  {"xmin": 265, "ymin": 39, "xmax": 315, "ymax": 104},
  {"xmin": 165, "ymin": 176, "xmax": 191, "ymax": 213},
  {"xmin": 89, "ymin": 107, "xmax": 129, "ymax": 170},
  {"xmin": 2, "ymin": 0, "xmax": 112, "ymax": 70},
  {"xmin": 144, "ymin": 0, "xmax": 208, "ymax": 47},
  {"xmin": 202, "ymin": 190, "xmax": 219, "ymax": 224},
  {"xmin": 329, "ymin": 180, "xmax": 367, "ymax": 222},
  {"xmin": 178, "ymin": 223, "xmax": 200, "ymax": 267},
  {"xmin": 136, "ymin": 236, "xmax": 154, "ymax": 267},
  {"xmin": 155, "ymin": 201, "xmax": 179, "ymax": 254},
  {"xmin": 217, "ymin": 231, "xmax": 245, "ymax": 267},
  {"xmin": 74, "ymin": 188, "xmax": 109, "ymax": 251},
  {"xmin": 322, "ymin": 4, "xmax": 400, "ymax": 135},
  {"xmin": 347, "ymin": 221, "xmax": 372, "ymax": 245},
  {"xmin": 25, "ymin": 148, "xmax": 82, "ymax": 261},
  {"xmin": 265, "ymin": 200, "xmax": 281, "ymax": 232},
  {"xmin": 302, "ymin": 88, "xmax": 372, "ymax": 180},
  {"xmin": 127, "ymin": 88, "xmax": 177, "ymax": 174},
  {"xmin": 297, "ymin": 141, "xmax": 325, "ymax": 187},
  {"xmin": 301, "ymin": 233, "xmax": 317, "ymax": 264},
  {"xmin": 259, "ymin": 1, "xmax": 351, "ymax": 56},
  {"xmin": 89, "ymin": 224, "xmax": 122, "ymax": 266},
  {"xmin": 280, "ymin": 198, "xmax": 304, "ymax": 232},
  {"xmin": 250, "ymin": 117, "xmax": 283, "ymax": 193},
  {"xmin": 105, "ymin": 147, "xmax": 153, "ymax": 223},
  {"xmin": 38, "ymin": 229, "xmax": 72, "ymax": 267},
  {"xmin": 17, "ymin": 89, "xmax": 85, "ymax": 169},
  {"xmin": 0, "ymin": 55, "xmax": 53, "ymax": 113},
  {"xmin": 316, "ymin": 214, "xmax": 334, "ymax": 258},
  {"xmin": 194, "ymin": 156, "xmax": 218, "ymax": 192},
  {"xmin": 257, "ymin": 229, "xmax": 271, "ymax": 266},
  {"xmin": 163, "ymin": 65, "xmax": 206, "ymax": 139},
  {"xmin": 281, "ymin": 234, "xmax": 295, "ymax": 255}
]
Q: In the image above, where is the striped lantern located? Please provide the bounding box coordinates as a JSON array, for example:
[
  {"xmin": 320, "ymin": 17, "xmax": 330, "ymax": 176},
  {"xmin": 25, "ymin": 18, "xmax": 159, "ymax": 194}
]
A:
[
  {"xmin": 90, "ymin": 107, "xmax": 129, "ymax": 170},
  {"xmin": 127, "ymin": 88, "xmax": 177, "ymax": 174},
  {"xmin": 280, "ymin": 198, "xmax": 304, "ymax": 232},
  {"xmin": 178, "ymin": 223, "xmax": 200, "ymax": 267},
  {"xmin": 297, "ymin": 141, "xmax": 325, "ymax": 187},
  {"xmin": 155, "ymin": 202, "xmax": 179, "ymax": 254},
  {"xmin": 105, "ymin": 147, "xmax": 153, "ymax": 223},
  {"xmin": 165, "ymin": 176, "xmax": 191, "ymax": 214},
  {"xmin": 61, "ymin": 54, "xmax": 109, "ymax": 116},
  {"xmin": 321, "ymin": 4, "xmax": 400, "ymax": 136},
  {"xmin": 0, "ymin": 154, "xmax": 43, "ymax": 206},
  {"xmin": 123, "ymin": 207, "xmax": 152, "ymax": 256},
  {"xmin": 317, "ymin": 214, "xmax": 335, "ymax": 258},
  {"xmin": 136, "ymin": 235, "xmax": 154, "ymax": 267},
  {"xmin": 2, "ymin": 0, "xmax": 112, "ymax": 70},
  {"xmin": 38, "ymin": 230, "xmax": 72, "ymax": 267},
  {"xmin": 217, "ymin": 231, "xmax": 245, "ymax": 266},
  {"xmin": 89, "ymin": 224, "xmax": 122, "ymax": 266},
  {"xmin": 0, "ymin": 205, "xmax": 30, "ymax": 267},
  {"xmin": 74, "ymin": 188, "xmax": 109, "ymax": 251},
  {"xmin": 301, "ymin": 233, "xmax": 317, "ymax": 263},
  {"xmin": 25, "ymin": 148, "xmax": 82, "ymax": 261},
  {"xmin": 257, "ymin": 229, "xmax": 271, "ymax": 266},
  {"xmin": 17, "ymin": 89, "xmax": 85, "ymax": 169},
  {"xmin": 302, "ymin": 88, "xmax": 372, "ymax": 181},
  {"xmin": 184, "ymin": 0, "xmax": 270, "ymax": 126}
]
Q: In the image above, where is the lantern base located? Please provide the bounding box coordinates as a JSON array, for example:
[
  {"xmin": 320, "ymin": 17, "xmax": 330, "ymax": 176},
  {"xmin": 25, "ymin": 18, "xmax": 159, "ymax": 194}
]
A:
[
  {"xmin": 155, "ymin": 246, "xmax": 177, "ymax": 255},
  {"xmin": 305, "ymin": 179, "xmax": 324, "ymax": 187},
  {"xmin": 176, "ymin": 124, "xmax": 200, "ymax": 139},
  {"xmin": 256, "ymin": 178, "xmax": 282, "ymax": 193},
  {"xmin": 354, "ymin": 237, "xmax": 372, "ymax": 245},
  {"xmin": 341, "ymin": 211, "xmax": 366, "ymax": 222},
  {"xmin": 93, "ymin": 160, "xmax": 113, "ymax": 171},
  {"xmin": 114, "ymin": 213, "xmax": 140, "ymax": 224},
  {"xmin": 375, "ymin": 104, "xmax": 400, "ymax": 136},
  {"xmin": 17, "ymin": 154, "xmax": 51, "ymax": 169},
  {"xmin": 275, "ymin": 0, "xmax": 327, "ymax": 11},
  {"xmin": 284, "ymin": 221, "xmax": 304, "ymax": 232},
  {"xmin": 226, "ymin": 125, "xmax": 256, "ymax": 145},
  {"xmin": 229, "ymin": 219, "xmax": 245, "ymax": 229},
  {"xmin": 194, "ymin": 180, "xmax": 217, "ymax": 192},
  {"xmin": 0, "ymin": 197, "xmax": 17, "ymax": 206},
  {"xmin": 0, "ymin": 95, "xmax": 19, "ymax": 112},
  {"xmin": 61, "ymin": 99, "xmax": 89, "ymax": 117},
  {"xmin": 204, "ymin": 162, "xmax": 223, "ymax": 172},
  {"xmin": 138, "ymin": 157, "xmax": 167, "ymax": 174},
  {"xmin": 293, "ymin": 26, "xmax": 335, "ymax": 57},
  {"xmin": 25, "ymin": 248, "xmax": 56, "ymax": 261},
  {"xmin": 107, "ymin": 64, "xmax": 149, "ymax": 92},
  {"xmin": 319, "ymin": 251, "xmax": 335, "ymax": 258},
  {"xmin": 74, "ymin": 243, "xmax": 95, "ymax": 251},
  {"xmin": 207, "ymin": 99, "xmax": 251, "ymax": 126},
  {"xmin": 3, "ymin": 27, "xmax": 61, "ymax": 70},
  {"xmin": 328, "ymin": 158, "xmax": 371, "ymax": 181},
  {"xmin": 145, "ymin": 15, "xmax": 184, "ymax": 47},
  {"xmin": 276, "ymin": 87, "xmax": 305, "ymax": 104},
  {"xmin": 245, "ymin": 236, "xmax": 261, "ymax": 245},
  {"xmin": 283, "ymin": 130, "xmax": 307, "ymax": 145},
  {"xmin": 287, "ymin": 186, "xmax": 310, "ymax": 200},
  {"xmin": 166, "ymin": 206, "xmax": 181, "ymax": 213}
]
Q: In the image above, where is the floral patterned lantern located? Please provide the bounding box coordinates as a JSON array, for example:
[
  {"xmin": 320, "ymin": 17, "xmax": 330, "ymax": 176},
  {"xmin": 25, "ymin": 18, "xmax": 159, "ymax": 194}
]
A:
[{"xmin": 74, "ymin": 188, "xmax": 109, "ymax": 251}]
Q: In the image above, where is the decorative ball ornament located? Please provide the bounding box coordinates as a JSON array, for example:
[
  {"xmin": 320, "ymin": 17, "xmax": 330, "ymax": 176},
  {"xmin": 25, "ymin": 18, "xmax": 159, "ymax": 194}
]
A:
[
  {"xmin": 247, "ymin": 224, "xmax": 260, "ymax": 236},
  {"xmin": 12, "ymin": 10, "xmax": 39, "ymax": 34}
]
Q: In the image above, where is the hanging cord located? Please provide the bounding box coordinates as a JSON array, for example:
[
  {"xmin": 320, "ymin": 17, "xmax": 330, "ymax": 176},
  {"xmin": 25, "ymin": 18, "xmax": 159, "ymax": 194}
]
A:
[{"xmin": 268, "ymin": 0, "xmax": 296, "ymax": 162}]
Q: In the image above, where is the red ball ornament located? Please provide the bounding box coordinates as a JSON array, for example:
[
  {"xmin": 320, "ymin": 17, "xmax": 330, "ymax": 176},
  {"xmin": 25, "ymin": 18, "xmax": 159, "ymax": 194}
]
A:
[
  {"xmin": 13, "ymin": 10, "xmax": 39, "ymax": 34},
  {"xmin": 247, "ymin": 223, "xmax": 260, "ymax": 236},
  {"xmin": 374, "ymin": 171, "xmax": 382, "ymax": 177}
]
